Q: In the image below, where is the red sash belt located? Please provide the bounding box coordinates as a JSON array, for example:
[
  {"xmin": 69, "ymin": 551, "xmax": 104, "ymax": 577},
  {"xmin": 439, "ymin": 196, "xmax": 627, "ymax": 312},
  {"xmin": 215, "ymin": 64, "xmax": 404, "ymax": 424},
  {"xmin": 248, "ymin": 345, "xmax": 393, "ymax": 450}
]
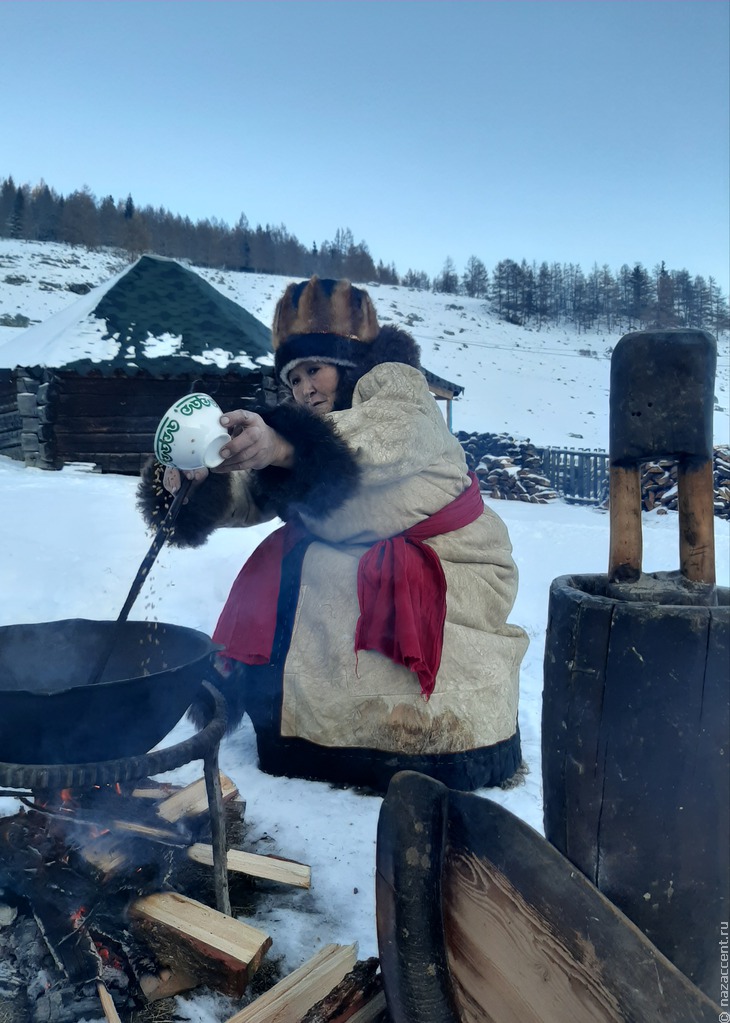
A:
[
  {"xmin": 354, "ymin": 471, "xmax": 483, "ymax": 698},
  {"xmin": 213, "ymin": 472, "xmax": 484, "ymax": 698}
]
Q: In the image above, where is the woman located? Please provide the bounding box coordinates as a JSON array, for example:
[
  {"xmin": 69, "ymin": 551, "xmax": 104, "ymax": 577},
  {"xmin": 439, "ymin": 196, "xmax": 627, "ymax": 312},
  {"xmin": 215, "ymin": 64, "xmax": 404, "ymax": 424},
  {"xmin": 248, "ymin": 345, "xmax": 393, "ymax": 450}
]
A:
[{"xmin": 139, "ymin": 276, "xmax": 528, "ymax": 792}]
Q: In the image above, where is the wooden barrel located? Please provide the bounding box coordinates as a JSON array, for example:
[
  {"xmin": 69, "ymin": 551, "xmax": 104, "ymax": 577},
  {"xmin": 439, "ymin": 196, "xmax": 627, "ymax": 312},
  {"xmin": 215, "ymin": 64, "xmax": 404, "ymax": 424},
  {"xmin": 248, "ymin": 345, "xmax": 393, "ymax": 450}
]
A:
[{"xmin": 542, "ymin": 574, "xmax": 730, "ymax": 999}]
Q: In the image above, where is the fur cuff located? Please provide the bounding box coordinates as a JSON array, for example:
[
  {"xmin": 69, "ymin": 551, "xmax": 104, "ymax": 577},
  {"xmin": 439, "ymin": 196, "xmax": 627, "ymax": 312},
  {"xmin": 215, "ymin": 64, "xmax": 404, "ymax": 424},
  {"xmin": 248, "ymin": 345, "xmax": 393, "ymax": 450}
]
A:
[
  {"xmin": 252, "ymin": 403, "xmax": 360, "ymax": 520},
  {"xmin": 136, "ymin": 458, "xmax": 235, "ymax": 548}
]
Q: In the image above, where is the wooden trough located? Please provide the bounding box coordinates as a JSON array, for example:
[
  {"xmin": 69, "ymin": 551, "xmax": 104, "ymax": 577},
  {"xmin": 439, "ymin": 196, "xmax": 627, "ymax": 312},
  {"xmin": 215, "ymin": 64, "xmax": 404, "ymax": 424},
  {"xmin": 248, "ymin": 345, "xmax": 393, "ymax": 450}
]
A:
[{"xmin": 375, "ymin": 771, "xmax": 721, "ymax": 1023}]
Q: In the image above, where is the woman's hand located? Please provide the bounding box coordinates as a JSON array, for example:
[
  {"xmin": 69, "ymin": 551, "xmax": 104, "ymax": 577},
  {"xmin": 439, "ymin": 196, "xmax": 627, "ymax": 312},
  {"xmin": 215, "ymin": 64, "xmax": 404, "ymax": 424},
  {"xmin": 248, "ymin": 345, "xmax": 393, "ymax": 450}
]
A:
[
  {"xmin": 214, "ymin": 409, "xmax": 294, "ymax": 472},
  {"xmin": 162, "ymin": 465, "xmax": 208, "ymax": 500},
  {"xmin": 160, "ymin": 410, "xmax": 293, "ymax": 497}
]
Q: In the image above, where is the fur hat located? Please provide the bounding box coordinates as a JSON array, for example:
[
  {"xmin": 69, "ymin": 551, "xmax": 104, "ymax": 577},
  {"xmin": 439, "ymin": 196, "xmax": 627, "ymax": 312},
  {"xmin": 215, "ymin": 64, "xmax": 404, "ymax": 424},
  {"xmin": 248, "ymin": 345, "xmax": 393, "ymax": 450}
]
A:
[{"xmin": 272, "ymin": 277, "xmax": 382, "ymax": 386}]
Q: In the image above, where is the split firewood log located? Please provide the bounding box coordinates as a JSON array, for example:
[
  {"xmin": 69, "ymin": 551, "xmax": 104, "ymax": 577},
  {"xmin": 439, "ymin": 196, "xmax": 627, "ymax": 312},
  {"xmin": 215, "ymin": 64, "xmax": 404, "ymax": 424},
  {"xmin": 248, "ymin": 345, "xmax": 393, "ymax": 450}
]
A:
[
  {"xmin": 129, "ymin": 891, "xmax": 271, "ymax": 999},
  {"xmin": 224, "ymin": 944, "xmax": 357, "ymax": 1023}
]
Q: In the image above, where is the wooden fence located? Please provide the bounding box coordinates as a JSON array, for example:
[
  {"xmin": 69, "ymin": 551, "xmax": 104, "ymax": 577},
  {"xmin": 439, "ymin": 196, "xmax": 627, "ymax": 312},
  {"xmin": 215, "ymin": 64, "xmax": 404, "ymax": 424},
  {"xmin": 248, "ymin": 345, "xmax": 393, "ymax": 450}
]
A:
[{"xmin": 539, "ymin": 447, "xmax": 609, "ymax": 504}]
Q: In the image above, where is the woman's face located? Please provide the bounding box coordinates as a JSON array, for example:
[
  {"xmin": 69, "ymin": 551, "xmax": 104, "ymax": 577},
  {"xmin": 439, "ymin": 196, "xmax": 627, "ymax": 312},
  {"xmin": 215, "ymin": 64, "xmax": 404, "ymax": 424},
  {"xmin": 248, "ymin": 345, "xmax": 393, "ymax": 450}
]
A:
[{"xmin": 289, "ymin": 361, "xmax": 340, "ymax": 416}]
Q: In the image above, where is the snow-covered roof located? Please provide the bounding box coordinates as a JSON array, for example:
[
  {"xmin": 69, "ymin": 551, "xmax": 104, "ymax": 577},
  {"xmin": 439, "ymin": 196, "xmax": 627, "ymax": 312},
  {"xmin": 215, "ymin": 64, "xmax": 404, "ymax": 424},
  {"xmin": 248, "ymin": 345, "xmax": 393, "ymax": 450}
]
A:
[{"xmin": 0, "ymin": 255, "xmax": 274, "ymax": 377}]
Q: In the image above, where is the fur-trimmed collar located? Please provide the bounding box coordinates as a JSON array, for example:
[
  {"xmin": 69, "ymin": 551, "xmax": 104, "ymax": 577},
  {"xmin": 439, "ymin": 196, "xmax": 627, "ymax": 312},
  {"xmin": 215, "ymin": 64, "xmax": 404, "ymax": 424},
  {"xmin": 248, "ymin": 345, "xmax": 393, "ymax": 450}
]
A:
[{"xmin": 359, "ymin": 323, "xmax": 421, "ymax": 374}]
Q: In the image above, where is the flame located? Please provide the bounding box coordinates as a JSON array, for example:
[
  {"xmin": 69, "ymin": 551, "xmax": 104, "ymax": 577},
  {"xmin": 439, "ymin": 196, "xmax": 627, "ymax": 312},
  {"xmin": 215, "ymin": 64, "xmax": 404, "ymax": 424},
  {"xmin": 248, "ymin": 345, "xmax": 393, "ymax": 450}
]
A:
[
  {"xmin": 70, "ymin": 906, "xmax": 87, "ymax": 929},
  {"xmin": 93, "ymin": 939, "xmax": 124, "ymax": 970},
  {"xmin": 87, "ymin": 825, "xmax": 112, "ymax": 840}
]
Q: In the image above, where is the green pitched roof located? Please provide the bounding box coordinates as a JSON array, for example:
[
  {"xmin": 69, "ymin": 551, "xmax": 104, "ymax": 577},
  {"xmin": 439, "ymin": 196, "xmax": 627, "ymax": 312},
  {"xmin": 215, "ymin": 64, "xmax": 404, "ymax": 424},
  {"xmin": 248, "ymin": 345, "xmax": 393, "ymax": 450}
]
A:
[{"xmin": 3, "ymin": 255, "xmax": 274, "ymax": 377}]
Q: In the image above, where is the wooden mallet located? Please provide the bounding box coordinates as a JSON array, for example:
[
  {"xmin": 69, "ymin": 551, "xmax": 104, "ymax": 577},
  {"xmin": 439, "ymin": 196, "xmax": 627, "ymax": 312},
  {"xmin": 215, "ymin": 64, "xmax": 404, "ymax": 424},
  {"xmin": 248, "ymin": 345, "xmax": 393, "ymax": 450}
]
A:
[{"xmin": 608, "ymin": 328, "xmax": 717, "ymax": 589}]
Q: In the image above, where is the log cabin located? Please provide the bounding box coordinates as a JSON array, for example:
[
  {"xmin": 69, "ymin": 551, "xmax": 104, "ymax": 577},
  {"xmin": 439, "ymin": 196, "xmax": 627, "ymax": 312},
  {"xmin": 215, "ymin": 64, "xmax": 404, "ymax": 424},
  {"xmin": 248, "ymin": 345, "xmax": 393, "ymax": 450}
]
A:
[
  {"xmin": 0, "ymin": 256, "xmax": 464, "ymax": 474},
  {"xmin": 0, "ymin": 255, "xmax": 275, "ymax": 474}
]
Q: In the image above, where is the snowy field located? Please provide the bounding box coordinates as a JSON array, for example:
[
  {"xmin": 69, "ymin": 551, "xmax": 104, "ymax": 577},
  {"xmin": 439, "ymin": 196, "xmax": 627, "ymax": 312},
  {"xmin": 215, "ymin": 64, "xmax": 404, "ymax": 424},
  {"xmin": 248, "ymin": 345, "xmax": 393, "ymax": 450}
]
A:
[{"xmin": 1, "ymin": 456, "xmax": 728, "ymax": 1023}]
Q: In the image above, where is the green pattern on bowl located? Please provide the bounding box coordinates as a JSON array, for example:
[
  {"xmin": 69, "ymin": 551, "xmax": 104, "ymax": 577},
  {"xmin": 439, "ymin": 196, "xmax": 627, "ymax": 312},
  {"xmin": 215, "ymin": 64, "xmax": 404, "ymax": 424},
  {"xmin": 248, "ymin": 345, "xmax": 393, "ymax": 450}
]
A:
[
  {"xmin": 175, "ymin": 393, "xmax": 215, "ymax": 416},
  {"xmin": 154, "ymin": 415, "xmax": 181, "ymax": 465}
]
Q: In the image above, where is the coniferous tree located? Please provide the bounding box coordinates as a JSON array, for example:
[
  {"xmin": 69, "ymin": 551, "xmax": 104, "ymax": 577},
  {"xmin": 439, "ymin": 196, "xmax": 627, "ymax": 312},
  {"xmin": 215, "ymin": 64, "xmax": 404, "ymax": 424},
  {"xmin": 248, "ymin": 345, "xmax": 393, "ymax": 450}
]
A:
[
  {"xmin": 599, "ymin": 264, "xmax": 618, "ymax": 332},
  {"xmin": 709, "ymin": 278, "xmax": 730, "ymax": 334},
  {"xmin": 655, "ymin": 261, "xmax": 676, "ymax": 328},
  {"xmin": 491, "ymin": 259, "xmax": 523, "ymax": 321},
  {"xmin": 433, "ymin": 257, "xmax": 459, "ymax": 294},
  {"xmin": 536, "ymin": 261, "xmax": 551, "ymax": 327},
  {"xmin": 0, "ymin": 176, "xmax": 16, "ymax": 236},
  {"xmin": 342, "ymin": 242, "xmax": 376, "ymax": 283},
  {"xmin": 402, "ymin": 268, "xmax": 431, "ymax": 291},
  {"xmin": 629, "ymin": 263, "xmax": 653, "ymax": 326},
  {"xmin": 1, "ymin": 175, "xmax": 727, "ymax": 335},
  {"xmin": 673, "ymin": 269, "xmax": 692, "ymax": 325},
  {"xmin": 30, "ymin": 182, "xmax": 61, "ymax": 241},
  {"xmin": 10, "ymin": 185, "xmax": 27, "ymax": 239},
  {"xmin": 691, "ymin": 275, "xmax": 711, "ymax": 327},
  {"xmin": 520, "ymin": 260, "xmax": 536, "ymax": 322},
  {"xmin": 58, "ymin": 187, "xmax": 98, "ymax": 248},
  {"xmin": 461, "ymin": 255, "xmax": 489, "ymax": 298},
  {"xmin": 375, "ymin": 260, "xmax": 399, "ymax": 285}
]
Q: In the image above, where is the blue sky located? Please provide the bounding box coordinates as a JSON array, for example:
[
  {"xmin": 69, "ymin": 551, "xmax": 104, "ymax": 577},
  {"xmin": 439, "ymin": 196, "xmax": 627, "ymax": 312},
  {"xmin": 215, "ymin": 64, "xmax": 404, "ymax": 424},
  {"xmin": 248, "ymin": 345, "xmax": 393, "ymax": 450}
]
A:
[{"xmin": 2, "ymin": 0, "xmax": 728, "ymax": 287}]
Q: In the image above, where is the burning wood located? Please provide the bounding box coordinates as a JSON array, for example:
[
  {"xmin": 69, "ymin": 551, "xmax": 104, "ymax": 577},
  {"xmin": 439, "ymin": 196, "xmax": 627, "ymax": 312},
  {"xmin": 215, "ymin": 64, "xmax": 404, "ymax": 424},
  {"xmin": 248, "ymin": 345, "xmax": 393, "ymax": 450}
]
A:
[
  {"xmin": 156, "ymin": 773, "xmax": 239, "ymax": 823},
  {"xmin": 0, "ymin": 772, "xmax": 381, "ymax": 1023},
  {"xmin": 0, "ymin": 772, "xmax": 278, "ymax": 1018},
  {"xmin": 41, "ymin": 806, "xmax": 192, "ymax": 848}
]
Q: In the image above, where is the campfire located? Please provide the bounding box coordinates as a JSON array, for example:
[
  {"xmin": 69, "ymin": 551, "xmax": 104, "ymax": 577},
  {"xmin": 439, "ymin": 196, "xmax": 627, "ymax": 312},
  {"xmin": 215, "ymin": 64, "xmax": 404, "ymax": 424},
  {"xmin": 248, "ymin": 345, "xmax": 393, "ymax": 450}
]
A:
[
  {"xmin": 0, "ymin": 620, "xmax": 386, "ymax": 1022},
  {"xmin": 0, "ymin": 766, "xmax": 385, "ymax": 1022}
]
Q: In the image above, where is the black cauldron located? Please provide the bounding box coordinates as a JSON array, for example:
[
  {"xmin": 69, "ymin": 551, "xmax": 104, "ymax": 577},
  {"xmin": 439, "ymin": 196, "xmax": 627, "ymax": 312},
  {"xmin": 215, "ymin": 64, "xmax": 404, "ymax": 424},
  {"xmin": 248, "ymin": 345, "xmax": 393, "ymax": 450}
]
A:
[{"xmin": 0, "ymin": 619, "xmax": 220, "ymax": 765}]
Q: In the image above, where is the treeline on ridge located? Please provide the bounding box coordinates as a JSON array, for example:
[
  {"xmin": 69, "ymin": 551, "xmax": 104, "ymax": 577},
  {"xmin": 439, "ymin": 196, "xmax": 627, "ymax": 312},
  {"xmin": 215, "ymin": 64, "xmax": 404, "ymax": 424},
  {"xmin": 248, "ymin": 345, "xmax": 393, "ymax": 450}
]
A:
[{"xmin": 1, "ymin": 175, "xmax": 727, "ymax": 336}]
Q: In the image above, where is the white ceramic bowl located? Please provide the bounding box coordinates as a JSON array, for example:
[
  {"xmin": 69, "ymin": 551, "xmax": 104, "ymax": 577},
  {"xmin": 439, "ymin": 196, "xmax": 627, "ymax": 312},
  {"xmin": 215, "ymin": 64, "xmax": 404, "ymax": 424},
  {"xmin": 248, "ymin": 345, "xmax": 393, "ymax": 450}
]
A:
[{"xmin": 154, "ymin": 393, "xmax": 230, "ymax": 470}]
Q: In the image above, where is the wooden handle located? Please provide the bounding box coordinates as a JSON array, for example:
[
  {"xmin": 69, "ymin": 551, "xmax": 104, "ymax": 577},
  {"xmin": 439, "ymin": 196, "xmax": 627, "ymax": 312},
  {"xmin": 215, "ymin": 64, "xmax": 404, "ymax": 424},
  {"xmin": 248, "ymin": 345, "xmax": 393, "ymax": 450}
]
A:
[
  {"xmin": 609, "ymin": 458, "xmax": 716, "ymax": 586},
  {"xmin": 608, "ymin": 466, "xmax": 642, "ymax": 583},
  {"xmin": 678, "ymin": 459, "xmax": 716, "ymax": 584}
]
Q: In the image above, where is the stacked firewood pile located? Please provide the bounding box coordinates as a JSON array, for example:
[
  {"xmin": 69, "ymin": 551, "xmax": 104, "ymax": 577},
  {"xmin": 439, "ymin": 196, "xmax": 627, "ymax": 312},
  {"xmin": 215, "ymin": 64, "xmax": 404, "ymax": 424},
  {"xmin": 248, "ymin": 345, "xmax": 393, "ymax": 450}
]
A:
[
  {"xmin": 457, "ymin": 431, "xmax": 559, "ymax": 503},
  {"xmin": 715, "ymin": 447, "xmax": 730, "ymax": 519},
  {"xmin": 458, "ymin": 431, "xmax": 730, "ymax": 517},
  {"xmin": 474, "ymin": 455, "xmax": 559, "ymax": 504},
  {"xmin": 638, "ymin": 446, "xmax": 730, "ymax": 519}
]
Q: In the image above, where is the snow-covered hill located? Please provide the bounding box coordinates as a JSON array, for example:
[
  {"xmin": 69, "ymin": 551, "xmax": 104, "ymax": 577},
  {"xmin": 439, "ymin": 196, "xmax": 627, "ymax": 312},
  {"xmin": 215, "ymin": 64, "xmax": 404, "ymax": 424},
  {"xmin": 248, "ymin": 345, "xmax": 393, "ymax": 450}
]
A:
[{"xmin": 3, "ymin": 240, "xmax": 727, "ymax": 449}]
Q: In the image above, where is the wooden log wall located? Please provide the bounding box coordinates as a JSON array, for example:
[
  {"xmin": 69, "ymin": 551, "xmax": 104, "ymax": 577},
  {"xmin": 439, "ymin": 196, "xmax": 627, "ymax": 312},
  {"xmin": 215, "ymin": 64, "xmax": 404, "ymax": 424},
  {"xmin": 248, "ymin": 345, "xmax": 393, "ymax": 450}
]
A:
[
  {"xmin": 0, "ymin": 370, "xmax": 22, "ymax": 460},
  {"xmin": 15, "ymin": 367, "xmax": 59, "ymax": 469},
  {"xmin": 14, "ymin": 370, "xmax": 276, "ymax": 475}
]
